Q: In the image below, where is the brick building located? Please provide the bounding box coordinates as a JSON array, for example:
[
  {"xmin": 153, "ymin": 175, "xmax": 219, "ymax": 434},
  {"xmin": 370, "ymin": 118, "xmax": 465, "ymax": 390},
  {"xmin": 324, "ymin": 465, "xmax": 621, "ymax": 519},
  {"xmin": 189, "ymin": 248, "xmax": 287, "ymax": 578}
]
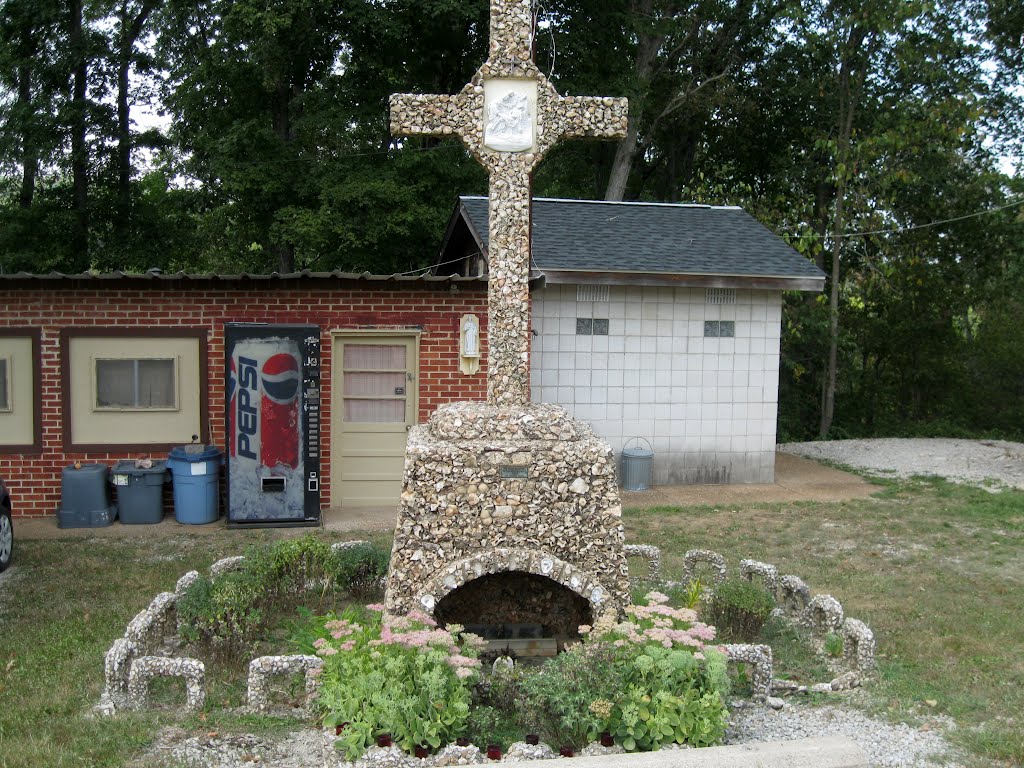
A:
[{"xmin": 0, "ymin": 272, "xmax": 491, "ymax": 518}]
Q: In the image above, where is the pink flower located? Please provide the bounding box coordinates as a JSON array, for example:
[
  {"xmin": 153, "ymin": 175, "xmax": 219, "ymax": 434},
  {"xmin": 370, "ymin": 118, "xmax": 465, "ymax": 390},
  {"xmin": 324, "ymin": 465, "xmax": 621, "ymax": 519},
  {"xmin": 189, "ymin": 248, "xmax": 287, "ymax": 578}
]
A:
[
  {"xmin": 365, "ymin": 603, "xmax": 386, "ymax": 612},
  {"xmin": 455, "ymin": 667, "xmax": 475, "ymax": 679}
]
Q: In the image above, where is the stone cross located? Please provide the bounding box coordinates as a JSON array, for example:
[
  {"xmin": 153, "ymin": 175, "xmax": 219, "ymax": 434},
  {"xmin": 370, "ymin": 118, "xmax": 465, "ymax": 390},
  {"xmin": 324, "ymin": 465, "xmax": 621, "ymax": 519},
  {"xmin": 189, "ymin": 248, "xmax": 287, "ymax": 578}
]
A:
[{"xmin": 390, "ymin": 0, "xmax": 628, "ymax": 407}]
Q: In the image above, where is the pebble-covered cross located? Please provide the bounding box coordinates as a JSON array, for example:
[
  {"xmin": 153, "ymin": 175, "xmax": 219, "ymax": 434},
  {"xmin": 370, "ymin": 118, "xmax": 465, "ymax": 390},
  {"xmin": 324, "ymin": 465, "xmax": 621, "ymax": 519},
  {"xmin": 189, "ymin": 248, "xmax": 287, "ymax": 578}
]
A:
[{"xmin": 389, "ymin": 0, "xmax": 628, "ymax": 408}]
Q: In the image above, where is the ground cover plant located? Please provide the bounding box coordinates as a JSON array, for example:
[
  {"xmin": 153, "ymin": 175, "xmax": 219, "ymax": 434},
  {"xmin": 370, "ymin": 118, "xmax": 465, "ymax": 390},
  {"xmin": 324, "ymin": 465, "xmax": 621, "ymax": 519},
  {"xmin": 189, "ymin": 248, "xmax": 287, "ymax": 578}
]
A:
[
  {"xmin": 295, "ymin": 590, "xmax": 730, "ymax": 759},
  {"xmin": 0, "ymin": 475, "xmax": 1020, "ymax": 766}
]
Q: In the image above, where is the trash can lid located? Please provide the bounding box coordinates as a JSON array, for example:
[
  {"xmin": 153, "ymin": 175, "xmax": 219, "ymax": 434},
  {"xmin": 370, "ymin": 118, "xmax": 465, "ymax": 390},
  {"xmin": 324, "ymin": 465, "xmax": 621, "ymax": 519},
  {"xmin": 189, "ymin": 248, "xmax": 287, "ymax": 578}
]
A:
[
  {"xmin": 169, "ymin": 445, "xmax": 221, "ymax": 462},
  {"xmin": 622, "ymin": 447, "xmax": 654, "ymax": 459},
  {"xmin": 112, "ymin": 459, "xmax": 168, "ymax": 474}
]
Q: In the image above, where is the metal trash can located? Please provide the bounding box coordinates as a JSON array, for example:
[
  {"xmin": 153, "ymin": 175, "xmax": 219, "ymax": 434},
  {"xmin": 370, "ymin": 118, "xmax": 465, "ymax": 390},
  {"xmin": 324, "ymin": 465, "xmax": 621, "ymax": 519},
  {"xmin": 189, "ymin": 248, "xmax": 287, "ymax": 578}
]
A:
[
  {"xmin": 167, "ymin": 443, "xmax": 223, "ymax": 525},
  {"xmin": 621, "ymin": 437, "xmax": 654, "ymax": 491},
  {"xmin": 111, "ymin": 460, "xmax": 169, "ymax": 524}
]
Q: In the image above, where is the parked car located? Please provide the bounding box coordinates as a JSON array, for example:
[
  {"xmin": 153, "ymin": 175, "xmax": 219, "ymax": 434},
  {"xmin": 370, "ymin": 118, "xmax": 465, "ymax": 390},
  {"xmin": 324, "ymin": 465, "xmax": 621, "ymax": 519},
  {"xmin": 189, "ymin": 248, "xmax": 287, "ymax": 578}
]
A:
[{"xmin": 0, "ymin": 475, "xmax": 11, "ymax": 571}]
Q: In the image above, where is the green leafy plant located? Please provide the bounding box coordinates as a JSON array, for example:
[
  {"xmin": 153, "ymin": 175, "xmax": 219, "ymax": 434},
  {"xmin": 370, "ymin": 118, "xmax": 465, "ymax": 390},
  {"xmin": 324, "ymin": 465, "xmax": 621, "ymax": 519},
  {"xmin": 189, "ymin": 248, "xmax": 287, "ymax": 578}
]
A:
[
  {"xmin": 310, "ymin": 606, "xmax": 483, "ymax": 759},
  {"xmin": 177, "ymin": 536, "xmax": 390, "ymax": 659},
  {"xmin": 823, "ymin": 632, "xmax": 844, "ymax": 657},
  {"xmin": 515, "ymin": 591, "xmax": 729, "ymax": 752},
  {"xmin": 701, "ymin": 579, "xmax": 776, "ymax": 643}
]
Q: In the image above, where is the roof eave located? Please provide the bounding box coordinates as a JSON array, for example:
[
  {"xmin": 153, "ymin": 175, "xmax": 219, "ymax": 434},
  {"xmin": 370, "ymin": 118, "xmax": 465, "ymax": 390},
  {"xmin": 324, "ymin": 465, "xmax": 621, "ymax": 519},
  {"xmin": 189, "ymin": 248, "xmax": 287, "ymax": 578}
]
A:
[{"xmin": 537, "ymin": 269, "xmax": 825, "ymax": 292}]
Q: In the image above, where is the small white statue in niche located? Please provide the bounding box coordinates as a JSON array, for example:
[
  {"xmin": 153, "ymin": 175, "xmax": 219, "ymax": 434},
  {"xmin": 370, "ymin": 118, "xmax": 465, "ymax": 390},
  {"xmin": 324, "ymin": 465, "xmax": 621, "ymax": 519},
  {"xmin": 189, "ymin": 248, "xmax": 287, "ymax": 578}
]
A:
[
  {"xmin": 460, "ymin": 314, "xmax": 481, "ymax": 375},
  {"xmin": 485, "ymin": 91, "xmax": 533, "ymax": 152}
]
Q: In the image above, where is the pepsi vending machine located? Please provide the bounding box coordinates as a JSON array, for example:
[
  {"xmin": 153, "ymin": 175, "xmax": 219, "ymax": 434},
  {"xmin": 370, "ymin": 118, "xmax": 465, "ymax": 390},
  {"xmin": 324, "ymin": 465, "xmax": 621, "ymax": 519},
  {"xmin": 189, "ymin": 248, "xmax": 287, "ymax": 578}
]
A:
[{"xmin": 225, "ymin": 323, "xmax": 321, "ymax": 527}]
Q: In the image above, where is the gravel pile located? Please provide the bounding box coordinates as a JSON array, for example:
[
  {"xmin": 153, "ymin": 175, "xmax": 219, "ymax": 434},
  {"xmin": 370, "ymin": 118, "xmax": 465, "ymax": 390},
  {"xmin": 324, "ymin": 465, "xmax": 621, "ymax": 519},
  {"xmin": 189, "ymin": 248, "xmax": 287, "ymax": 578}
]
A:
[{"xmin": 780, "ymin": 438, "xmax": 1024, "ymax": 490}]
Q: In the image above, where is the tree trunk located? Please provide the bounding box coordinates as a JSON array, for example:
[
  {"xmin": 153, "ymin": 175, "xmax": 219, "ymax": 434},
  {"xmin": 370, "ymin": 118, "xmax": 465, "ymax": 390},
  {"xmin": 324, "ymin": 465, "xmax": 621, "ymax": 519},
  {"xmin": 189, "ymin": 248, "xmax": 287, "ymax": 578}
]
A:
[
  {"xmin": 117, "ymin": 0, "xmax": 159, "ymax": 226},
  {"xmin": 17, "ymin": 61, "xmax": 36, "ymax": 209},
  {"xmin": 604, "ymin": 1, "xmax": 665, "ymax": 201},
  {"xmin": 70, "ymin": 0, "xmax": 89, "ymax": 263},
  {"xmin": 819, "ymin": 171, "xmax": 845, "ymax": 439}
]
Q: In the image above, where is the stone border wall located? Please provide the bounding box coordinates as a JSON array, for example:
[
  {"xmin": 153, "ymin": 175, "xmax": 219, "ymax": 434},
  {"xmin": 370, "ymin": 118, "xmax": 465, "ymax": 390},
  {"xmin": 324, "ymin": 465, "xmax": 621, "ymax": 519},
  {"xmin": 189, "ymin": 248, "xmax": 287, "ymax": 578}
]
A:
[
  {"xmin": 98, "ymin": 540, "xmax": 875, "ymax": 716},
  {"xmin": 97, "ymin": 541, "xmax": 372, "ymax": 716}
]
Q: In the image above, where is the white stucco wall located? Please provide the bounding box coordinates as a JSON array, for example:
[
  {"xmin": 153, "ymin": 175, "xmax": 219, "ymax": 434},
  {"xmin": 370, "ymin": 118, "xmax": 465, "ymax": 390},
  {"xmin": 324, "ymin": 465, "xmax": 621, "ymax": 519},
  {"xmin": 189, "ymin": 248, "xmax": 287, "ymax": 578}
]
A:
[{"xmin": 530, "ymin": 284, "xmax": 782, "ymax": 485}]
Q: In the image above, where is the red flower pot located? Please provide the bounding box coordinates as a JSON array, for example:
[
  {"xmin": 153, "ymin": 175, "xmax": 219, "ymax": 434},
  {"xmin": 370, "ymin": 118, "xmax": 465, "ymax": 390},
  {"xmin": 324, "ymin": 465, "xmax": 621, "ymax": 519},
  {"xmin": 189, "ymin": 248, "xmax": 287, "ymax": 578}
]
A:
[
  {"xmin": 525, "ymin": 734, "xmax": 539, "ymax": 746},
  {"xmin": 414, "ymin": 745, "xmax": 429, "ymax": 758},
  {"xmin": 456, "ymin": 737, "xmax": 471, "ymax": 747},
  {"xmin": 600, "ymin": 732, "xmax": 614, "ymax": 747},
  {"xmin": 376, "ymin": 734, "xmax": 393, "ymax": 748},
  {"xmin": 559, "ymin": 746, "xmax": 575, "ymax": 757},
  {"xmin": 487, "ymin": 744, "xmax": 502, "ymax": 760}
]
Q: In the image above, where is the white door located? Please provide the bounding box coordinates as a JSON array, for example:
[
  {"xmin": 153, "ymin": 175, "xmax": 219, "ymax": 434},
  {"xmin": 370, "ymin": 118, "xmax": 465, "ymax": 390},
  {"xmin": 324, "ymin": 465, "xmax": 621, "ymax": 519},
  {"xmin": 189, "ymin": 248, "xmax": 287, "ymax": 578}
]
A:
[{"xmin": 332, "ymin": 337, "xmax": 416, "ymax": 507}]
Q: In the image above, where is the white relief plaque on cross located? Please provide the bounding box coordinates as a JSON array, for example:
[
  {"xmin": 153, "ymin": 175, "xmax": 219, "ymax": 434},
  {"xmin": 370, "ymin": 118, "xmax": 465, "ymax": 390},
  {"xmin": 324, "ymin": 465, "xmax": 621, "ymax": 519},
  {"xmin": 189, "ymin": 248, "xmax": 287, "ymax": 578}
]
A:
[{"xmin": 390, "ymin": 0, "xmax": 628, "ymax": 407}]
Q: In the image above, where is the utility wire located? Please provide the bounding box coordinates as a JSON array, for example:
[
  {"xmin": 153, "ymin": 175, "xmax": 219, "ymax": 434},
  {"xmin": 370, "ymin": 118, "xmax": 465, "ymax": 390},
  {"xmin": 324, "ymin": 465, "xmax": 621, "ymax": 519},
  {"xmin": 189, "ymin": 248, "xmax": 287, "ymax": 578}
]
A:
[{"xmin": 837, "ymin": 196, "xmax": 1024, "ymax": 239}]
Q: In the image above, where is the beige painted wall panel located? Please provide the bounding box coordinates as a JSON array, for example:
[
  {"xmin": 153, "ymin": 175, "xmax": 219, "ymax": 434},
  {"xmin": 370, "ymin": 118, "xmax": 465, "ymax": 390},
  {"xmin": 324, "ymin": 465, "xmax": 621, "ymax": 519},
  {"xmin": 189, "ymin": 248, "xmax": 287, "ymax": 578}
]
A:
[
  {"xmin": 69, "ymin": 336, "xmax": 201, "ymax": 445},
  {"xmin": 0, "ymin": 336, "xmax": 35, "ymax": 445}
]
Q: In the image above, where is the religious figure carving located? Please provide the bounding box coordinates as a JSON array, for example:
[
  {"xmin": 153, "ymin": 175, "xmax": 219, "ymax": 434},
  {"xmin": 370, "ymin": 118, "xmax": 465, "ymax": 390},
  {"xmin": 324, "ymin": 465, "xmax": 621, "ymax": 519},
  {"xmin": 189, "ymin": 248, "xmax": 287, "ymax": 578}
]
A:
[
  {"xmin": 460, "ymin": 314, "xmax": 481, "ymax": 375},
  {"xmin": 463, "ymin": 315, "xmax": 479, "ymax": 357},
  {"xmin": 485, "ymin": 92, "xmax": 533, "ymax": 152}
]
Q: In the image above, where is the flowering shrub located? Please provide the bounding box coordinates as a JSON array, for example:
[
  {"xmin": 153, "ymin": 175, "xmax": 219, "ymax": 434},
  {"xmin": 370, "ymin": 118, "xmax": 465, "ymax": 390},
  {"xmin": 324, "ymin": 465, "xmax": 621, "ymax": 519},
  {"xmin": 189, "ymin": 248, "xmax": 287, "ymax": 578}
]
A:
[
  {"xmin": 520, "ymin": 591, "xmax": 729, "ymax": 751},
  {"xmin": 302, "ymin": 604, "xmax": 484, "ymax": 759}
]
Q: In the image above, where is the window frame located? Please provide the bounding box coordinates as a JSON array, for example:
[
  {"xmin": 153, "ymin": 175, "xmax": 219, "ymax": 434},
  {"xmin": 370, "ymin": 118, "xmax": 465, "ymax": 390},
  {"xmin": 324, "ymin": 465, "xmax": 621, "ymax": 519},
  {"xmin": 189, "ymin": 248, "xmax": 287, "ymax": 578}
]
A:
[
  {"xmin": 0, "ymin": 328, "xmax": 42, "ymax": 454},
  {"xmin": 61, "ymin": 328, "xmax": 208, "ymax": 452},
  {"xmin": 93, "ymin": 356, "xmax": 180, "ymax": 411}
]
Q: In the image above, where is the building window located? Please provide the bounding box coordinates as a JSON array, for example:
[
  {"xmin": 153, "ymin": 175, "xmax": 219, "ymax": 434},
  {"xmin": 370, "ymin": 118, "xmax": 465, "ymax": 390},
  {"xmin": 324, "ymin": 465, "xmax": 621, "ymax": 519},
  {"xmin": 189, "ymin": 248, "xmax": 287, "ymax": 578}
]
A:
[
  {"xmin": 577, "ymin": 318, "xmax": 610, "ymax": 336},
  {"xmin": 63, "ymin": 329, "xmax": 206, "ymax": 449},
  {"xmin": 0, "ymin": 356, "xmax": 9, "ymax": 411},
  {"xmin": 95, "ymin": 358, "xmax": 177, "ymax": 409},
  {"xmin": 704, "ymin": 320, "xmax": 735, "ymax": 338}
]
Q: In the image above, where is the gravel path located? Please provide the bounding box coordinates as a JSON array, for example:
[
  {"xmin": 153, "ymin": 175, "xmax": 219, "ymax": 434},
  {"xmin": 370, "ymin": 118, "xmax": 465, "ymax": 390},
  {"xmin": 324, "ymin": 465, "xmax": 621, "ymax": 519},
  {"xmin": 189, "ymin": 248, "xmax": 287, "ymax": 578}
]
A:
[
  {"xmin": 779, "ymin": 438, "xmax": 1024, "ymax": 490},
  {"xmin": 134, "ymin": 700, "xmax": 969, "ymax": 768}
]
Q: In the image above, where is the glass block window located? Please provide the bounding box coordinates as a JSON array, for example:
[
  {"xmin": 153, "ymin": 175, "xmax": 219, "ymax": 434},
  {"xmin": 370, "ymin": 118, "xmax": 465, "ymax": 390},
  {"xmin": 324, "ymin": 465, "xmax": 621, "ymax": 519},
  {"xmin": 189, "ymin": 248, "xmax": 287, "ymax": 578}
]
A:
[
  {"xmin": 0, "ymin": 357, "xmax": 9, "ymax": 411},
  {"xmin": 704, "ymin": 321, "xmax": 735, "ymax": 338},
  {"xmin": 95, "ymin": 358, "xmax": 177, "ymax": 409},
  {"xmin": 706, "ymin": 288, "xmax": 736, "ymax": 305},
  {"xmin": 577, "ymin": 284, "xmax": 610, "ymax": 302},
  {"xmin": 577, "ymin": 318, "xmax": 610, "ymax": 335}
]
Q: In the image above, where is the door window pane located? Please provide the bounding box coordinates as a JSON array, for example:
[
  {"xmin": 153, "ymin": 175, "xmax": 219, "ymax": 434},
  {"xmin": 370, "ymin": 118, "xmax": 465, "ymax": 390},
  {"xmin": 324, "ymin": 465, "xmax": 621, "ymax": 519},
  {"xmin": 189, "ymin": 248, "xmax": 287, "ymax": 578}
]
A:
[
  {"xmin": 344, "ymin": 344, "xmax": 406, "ymax": 370},
  {"xmin": 343, "ymin": 399, "xmax": 405, "ymax": 423},
  {"xmin": 344, "ymin": 372, "xmax": 406, "ymax": 397}
]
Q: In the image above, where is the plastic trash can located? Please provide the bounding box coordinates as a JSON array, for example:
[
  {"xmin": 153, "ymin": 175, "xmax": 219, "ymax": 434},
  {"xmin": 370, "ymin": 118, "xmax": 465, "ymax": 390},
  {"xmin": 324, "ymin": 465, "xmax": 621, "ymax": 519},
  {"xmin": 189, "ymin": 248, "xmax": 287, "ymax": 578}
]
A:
[
  {"xmin": 167, "ymin": 444, "xmax": 222, "ymax": 524},
  {"xmin": 111, "ymin": 460, "xmax": 169, "ymax": 524},
  {"xmin": 57, "ymin": 463, "xmax": 117, "ymax": 528},
  {"xmin": 621, "ymin": 437, "xmax": 654, "ymax": 491}
]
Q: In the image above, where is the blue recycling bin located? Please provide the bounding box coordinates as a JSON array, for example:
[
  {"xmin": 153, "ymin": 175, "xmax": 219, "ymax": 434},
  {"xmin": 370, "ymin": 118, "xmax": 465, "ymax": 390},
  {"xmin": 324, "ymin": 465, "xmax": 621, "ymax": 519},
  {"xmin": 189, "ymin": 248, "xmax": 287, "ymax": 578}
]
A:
[{"xmin": 167, "ymin": 445, "xmax": 222, "ymax": 524}]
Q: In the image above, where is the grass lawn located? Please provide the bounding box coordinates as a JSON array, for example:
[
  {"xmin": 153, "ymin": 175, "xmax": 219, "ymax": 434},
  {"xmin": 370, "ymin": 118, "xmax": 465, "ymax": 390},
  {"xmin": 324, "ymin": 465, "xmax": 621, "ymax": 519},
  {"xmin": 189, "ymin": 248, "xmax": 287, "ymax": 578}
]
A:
[{"xmin": 0, "ymin": 476, "xmax": 1021, "ymax": 767}]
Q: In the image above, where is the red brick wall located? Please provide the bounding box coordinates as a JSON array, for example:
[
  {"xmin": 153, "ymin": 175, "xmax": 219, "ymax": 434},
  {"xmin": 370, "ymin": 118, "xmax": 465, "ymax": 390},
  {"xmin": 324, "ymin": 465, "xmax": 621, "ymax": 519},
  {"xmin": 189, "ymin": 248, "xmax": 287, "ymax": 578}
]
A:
[{"xmin": 0, "ymin": 278, "xmax": 494, "ymax": 518}]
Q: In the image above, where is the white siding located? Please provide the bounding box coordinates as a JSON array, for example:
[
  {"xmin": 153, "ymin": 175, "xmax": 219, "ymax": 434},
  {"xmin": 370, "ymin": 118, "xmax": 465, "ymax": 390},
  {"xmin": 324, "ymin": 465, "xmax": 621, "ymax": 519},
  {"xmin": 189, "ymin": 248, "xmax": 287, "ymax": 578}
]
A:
[{"xmin": 530, "ymin": 284, "xmax": 781, "ymax": 484}]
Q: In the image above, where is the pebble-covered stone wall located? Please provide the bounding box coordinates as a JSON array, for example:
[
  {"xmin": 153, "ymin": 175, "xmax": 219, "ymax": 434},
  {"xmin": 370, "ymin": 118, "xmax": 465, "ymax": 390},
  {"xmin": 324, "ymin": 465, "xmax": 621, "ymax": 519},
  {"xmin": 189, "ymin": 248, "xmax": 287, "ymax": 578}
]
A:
[{"xmin": 384, "ymin": 402, "xmax": 630, "ymax": 622}]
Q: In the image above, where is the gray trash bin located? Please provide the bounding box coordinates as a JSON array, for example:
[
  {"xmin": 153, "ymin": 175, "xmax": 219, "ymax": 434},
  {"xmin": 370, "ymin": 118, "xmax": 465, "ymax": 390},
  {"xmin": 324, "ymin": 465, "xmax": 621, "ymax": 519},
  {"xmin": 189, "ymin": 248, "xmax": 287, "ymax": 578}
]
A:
[{"xmin": 621, "ymin": 438, "xmax": 654, "ymax": 491}]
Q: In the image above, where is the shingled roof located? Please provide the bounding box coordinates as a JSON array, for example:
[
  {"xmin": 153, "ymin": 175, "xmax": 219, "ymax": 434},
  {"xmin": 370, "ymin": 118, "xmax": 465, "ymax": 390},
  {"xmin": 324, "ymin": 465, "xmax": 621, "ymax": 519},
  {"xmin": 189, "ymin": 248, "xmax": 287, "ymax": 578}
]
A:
[{"xmin": 443, "ymin": 196, "xmax": 824, "ymax": 291}]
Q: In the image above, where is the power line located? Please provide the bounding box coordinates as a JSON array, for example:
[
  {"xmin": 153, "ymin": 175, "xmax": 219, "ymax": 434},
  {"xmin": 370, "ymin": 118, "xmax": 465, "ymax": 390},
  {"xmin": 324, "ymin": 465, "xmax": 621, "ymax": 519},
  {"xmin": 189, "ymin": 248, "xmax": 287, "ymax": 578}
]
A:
[{"xmin": 838, "ymin": 196, "xmax": 1024, "ymax": 239}]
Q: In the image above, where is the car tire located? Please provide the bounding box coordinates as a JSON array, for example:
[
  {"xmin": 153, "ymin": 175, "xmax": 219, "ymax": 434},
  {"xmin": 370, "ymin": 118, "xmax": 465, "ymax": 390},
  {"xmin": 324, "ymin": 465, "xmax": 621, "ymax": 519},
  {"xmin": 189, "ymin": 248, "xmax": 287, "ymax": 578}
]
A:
[{"xmin": 0, "ymin": 508, "xmax": 12, "ymax": 572}]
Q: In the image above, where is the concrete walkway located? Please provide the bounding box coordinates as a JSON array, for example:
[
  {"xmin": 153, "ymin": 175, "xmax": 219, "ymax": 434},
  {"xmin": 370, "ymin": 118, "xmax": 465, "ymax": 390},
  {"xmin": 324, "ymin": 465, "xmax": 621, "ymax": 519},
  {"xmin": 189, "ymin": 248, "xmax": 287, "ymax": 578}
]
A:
[{"xmin": 15, "ymin": 452, "xmax": 876, "ymax": 541}]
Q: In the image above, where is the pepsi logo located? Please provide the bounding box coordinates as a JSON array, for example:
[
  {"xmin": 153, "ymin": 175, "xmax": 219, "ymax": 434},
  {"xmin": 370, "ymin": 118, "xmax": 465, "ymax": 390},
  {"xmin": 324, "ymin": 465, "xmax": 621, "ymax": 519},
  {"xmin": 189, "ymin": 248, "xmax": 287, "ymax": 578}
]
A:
[{"xmin": 262, "ymin": 353, "xmax": 300, "ymax": 403}]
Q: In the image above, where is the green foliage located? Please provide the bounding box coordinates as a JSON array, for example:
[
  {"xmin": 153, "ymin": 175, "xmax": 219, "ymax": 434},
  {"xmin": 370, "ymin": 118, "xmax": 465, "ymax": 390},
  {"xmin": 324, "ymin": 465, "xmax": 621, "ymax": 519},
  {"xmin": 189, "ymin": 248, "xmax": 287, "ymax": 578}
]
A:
[
  {"xmin": 177, "ymin": 535, "xmax": 390, "ymax": 659},
  {"xmin": 701, "ymin": 579, "xmax": 776, "ymax": 643},
  {"xmin": 508, "ymin": 592, "xmax": 729, "ymax": 752},
  {"xmin": 310, "ymin": 606, "xmax": 482, "ymax": 759},
  {"xmin": 824, "ymin": 633, "xmax": 844, "ymax": 657}
]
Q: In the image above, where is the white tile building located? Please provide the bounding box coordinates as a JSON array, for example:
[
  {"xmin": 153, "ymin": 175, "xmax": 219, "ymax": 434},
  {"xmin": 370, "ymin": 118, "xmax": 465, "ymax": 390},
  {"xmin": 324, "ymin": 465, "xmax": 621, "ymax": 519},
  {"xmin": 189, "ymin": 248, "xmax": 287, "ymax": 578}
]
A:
[
  {"xmin": 438, "ymin": 196, "xmax": 824, "ymax": 485},
  {"xmin": 531, "ymin": 284, "xmax": 782, "ymax": 484}
]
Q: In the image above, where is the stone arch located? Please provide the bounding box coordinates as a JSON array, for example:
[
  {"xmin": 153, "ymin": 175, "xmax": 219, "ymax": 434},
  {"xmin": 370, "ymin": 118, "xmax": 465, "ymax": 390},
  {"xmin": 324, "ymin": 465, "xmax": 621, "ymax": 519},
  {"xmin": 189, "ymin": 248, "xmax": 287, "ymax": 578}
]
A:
[{"xmin": 413, "ymin": 548, "xmax": 615, "ymax": 620}]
